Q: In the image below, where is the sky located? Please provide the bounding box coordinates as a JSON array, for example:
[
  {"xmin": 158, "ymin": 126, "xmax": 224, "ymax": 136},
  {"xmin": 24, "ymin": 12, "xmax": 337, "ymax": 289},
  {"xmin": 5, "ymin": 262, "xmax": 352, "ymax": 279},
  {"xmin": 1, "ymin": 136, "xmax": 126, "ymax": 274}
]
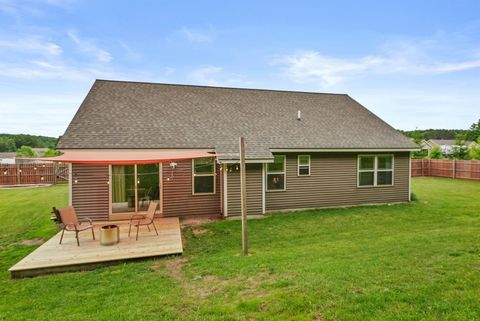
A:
[{"xmin": 0, "ymin": 0, "xmax": 479, "ymax": 137}]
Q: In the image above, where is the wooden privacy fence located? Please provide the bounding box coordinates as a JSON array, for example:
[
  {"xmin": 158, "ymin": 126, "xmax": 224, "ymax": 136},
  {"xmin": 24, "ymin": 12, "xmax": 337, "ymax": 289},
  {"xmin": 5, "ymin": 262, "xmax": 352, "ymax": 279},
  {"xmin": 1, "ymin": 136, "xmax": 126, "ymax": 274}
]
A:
[
  {"xmin": 0, "ymin": 163, "xmax": 69, "ymax": 185},
  {"xmin": 411, "ymin": 159, "xmax": 480, "ymax": 180}
]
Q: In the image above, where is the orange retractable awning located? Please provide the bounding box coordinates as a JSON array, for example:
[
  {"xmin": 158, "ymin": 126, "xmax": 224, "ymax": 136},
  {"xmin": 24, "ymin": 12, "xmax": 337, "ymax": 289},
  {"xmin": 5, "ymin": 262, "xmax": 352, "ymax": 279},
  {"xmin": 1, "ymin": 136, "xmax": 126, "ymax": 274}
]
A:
[{"xmin": 32, "ymin": 150, "xmax": 215, "ymax": 165}]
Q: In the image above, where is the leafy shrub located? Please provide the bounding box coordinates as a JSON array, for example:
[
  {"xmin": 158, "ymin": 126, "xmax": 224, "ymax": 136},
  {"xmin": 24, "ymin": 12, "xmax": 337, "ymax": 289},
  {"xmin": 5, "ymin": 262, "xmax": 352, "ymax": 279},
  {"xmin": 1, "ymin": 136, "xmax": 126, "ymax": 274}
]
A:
[
  {"xmin": 43, "ymin": 148, "xmax": 59, "ymax": 157},
  {"xmin": 469, "ymin": 142, "xmax": 480, "ymax": 160},
  {"xmin": 15, "ymin": 146, "xmax": 37, "ymax": 158},
  {"xmin": 429, "ymin": 145, "xmax": 443, "ymax": 159}
]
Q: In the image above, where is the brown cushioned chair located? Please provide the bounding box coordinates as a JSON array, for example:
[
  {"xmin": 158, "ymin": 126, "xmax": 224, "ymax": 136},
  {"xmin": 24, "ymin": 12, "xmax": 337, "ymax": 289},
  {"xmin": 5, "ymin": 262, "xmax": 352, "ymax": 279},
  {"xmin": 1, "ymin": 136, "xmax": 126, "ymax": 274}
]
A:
[
  {"xmin": 57, "ymin": 206, "xmax": 95, "ymax": 246},
  {"xmin": 128, "ymin": 201, "xmax": 159, "ymax": 240}
]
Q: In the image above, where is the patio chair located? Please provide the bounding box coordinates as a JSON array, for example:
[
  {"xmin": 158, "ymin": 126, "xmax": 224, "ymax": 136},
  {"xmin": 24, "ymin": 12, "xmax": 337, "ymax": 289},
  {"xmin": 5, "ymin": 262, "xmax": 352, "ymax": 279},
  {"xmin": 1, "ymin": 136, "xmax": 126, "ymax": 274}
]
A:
[
  {"xmin": 139, "ymin": 186, "xmax": 152, "ymax": 209},
  {"xmin": 128, "ymin": 201, "xmax": 159, "ymax": 240},
  {"xmin": 57, "ymin": 206, "xmax": 95, "ymax": 246}
]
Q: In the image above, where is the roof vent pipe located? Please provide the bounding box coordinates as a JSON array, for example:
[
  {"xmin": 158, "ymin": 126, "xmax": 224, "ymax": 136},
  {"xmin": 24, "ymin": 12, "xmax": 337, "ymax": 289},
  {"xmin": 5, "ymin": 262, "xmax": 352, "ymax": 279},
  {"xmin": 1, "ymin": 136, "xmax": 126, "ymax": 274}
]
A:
[{"xmin": 297, "ymin": 110, "xmax": 301, "ymax": 120}]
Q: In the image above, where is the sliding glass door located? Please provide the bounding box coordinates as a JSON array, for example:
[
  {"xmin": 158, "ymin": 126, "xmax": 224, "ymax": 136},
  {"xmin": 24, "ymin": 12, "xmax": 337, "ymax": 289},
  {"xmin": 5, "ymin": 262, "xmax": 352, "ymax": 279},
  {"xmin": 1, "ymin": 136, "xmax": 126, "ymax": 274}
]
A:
[
  {"xmin": 112, "ymin": 165, "xmax": 135, "ymax": 213},
  {"xmin": 137, "ymin": 164, "xmax": 160, "ymax": 211},
  {"xmin": 111, "ymin": 164, "xmax": 160, "ymax": 214}
]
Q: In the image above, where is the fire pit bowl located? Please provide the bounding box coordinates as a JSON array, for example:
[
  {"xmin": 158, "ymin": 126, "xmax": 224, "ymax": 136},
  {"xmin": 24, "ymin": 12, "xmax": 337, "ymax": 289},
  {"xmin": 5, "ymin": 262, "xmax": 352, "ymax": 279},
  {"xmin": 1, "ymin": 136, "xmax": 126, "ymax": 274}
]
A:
[{"xmin": 100, "ymin": 225, "xmax": 119, "ymax": 246}]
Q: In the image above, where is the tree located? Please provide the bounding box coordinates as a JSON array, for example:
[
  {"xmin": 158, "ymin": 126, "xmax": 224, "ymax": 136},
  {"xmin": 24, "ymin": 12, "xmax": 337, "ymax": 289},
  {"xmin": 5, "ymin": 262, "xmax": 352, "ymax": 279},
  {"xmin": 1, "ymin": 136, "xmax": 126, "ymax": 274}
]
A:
[
  {"xmin": 12, "ymin": 135, "xmax": 40, "ymax": 149},
  {"xmin": 466, "ymin": 119, "xmax": 480, "ymax": 142},
  {"xmin": 15, "ymin": 146, "xmax": 37, "ymax": 158},
  {"xmin": 469, "ymin": 138, "xmax": 480, "ymax": 160},
  {"xmin": 429, "ymin": 145, "xmax": 443, "ymax": 159},
  {"xmin": 0, "ymin": 137, "xmax": 16, "ymax": 152},
  {"xmin": 451, "ymin": 132, "xmax": 469, "ymax": 159},
  {"xmin": 411, "ymin": 129, "xmax": 428, "ymax": 159}
]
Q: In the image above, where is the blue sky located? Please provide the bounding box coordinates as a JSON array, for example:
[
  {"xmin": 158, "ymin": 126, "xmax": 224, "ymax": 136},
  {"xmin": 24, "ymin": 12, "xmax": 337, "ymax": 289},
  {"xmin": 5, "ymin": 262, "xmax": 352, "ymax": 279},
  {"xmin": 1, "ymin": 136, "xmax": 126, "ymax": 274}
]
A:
[{"xmin": 0, "ymin": 0, "xmax": 479, "ymax": 137}]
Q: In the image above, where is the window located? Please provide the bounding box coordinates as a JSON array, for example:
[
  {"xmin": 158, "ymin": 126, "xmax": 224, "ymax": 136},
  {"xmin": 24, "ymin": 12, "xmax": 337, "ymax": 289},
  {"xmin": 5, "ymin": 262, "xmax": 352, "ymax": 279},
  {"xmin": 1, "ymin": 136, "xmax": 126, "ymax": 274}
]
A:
[
  {"xmin": 358, "ymin": 155, "xmax": 393, "ymax": 187},
  {"xmin": 297, "ymin": 155, "xmax": 311, "ymax": 176},
  {"xmin": 266, "ymin": 155, "xmax": 286, "ymax": 191},
  {"xmin": 193, "ymin": 158, "xmax": 215, "ymax": 194}
]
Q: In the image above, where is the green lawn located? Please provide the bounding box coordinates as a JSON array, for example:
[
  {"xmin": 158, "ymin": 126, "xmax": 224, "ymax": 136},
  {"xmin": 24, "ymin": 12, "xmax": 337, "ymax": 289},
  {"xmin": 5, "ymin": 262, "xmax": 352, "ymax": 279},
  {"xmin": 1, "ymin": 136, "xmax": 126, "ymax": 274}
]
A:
[{"xmin": 0, "ymin": 178, "xmax": 479, "ymax": 321}]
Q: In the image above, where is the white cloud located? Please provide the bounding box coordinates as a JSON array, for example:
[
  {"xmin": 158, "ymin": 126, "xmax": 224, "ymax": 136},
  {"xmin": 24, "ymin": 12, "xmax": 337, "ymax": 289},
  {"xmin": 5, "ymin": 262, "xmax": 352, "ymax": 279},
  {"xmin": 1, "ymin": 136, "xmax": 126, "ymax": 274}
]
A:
[
  {"xmin": 187, "ymin": 66, "xmax": 252, "ymax": 87},
  {"xmin": 164, "ymin": 66, "xmax": 176, "ymax": 76},
  {"xmin": 0, "ymin": 0, "xmax": 75, "ymax": 17},
  {"xmin": 0, "ymin": 92, "xmax": 84, "ymax": 136},
  {"xmin": 0, "ymin": 37, "xmax": 62, "ymax": 56},
  {"xmin": 352, "ymin": 90, "xmax": 479, "ymax": 130},
  {"xmin": 118, "ymin": 41, "xmax": 142, "ymax": 61},
  {"xmin": 68, "ymin": 31, "xmax": 112, "ymax": 62},
  {"xmin": 0, "ymin": 60, "xmax": 113, "ymax": 81},
  {"xmin": 274, "ymin": 41, "xmax": 480, "ymax": 88},
  {"xmin": 179, "ymin": 27, "xmax": 214, "ymax": 43},
  {"xmin": 187, "ymin": 66, "xmax": 223, "ymax": 85}
]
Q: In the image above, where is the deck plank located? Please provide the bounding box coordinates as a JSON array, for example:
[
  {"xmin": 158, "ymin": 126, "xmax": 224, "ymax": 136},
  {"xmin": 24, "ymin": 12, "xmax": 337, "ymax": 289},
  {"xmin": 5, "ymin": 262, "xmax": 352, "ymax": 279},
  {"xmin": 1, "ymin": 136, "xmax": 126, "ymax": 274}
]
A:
[{"xmin": 9, "ymin": 217, "xmax": 183, "ymax": 277}]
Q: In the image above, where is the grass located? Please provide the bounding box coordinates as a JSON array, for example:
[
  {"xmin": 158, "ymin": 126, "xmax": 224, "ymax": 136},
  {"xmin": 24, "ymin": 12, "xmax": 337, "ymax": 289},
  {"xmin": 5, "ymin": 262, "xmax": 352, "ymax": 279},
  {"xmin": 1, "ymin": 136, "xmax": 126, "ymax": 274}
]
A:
[{"xmin": 0, "ymin": 177, "xmax": 479, "ymax": 320}]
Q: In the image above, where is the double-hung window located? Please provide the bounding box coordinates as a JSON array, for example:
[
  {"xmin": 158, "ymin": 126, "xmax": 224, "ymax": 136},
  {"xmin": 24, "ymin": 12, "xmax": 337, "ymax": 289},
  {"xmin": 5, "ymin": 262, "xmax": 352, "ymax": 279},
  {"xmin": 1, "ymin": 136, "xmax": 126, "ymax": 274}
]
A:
[
  {"xmin": 193, "ymin": 158, "xmax": 216, "ymax": 194},
  {"xmin": 266, "ymin": 155, "xmax": 286, "ymax": 191},
  {"xmin": 297, "ymin": 155, "xmax": 311, "ymax": 176},
  {"xmin": 358, "ymin": 155, "xmax": 394, "ymax": 187}
]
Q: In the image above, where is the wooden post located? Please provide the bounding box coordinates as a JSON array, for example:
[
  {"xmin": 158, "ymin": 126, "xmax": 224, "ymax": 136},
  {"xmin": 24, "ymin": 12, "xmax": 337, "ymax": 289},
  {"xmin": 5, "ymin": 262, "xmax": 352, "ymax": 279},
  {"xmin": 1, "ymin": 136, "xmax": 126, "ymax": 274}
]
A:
[
  {"xmin": 239, "ymin": 137, "xmax": 248, "ymax": 255},
  {"xmin": 453, "ymin": 159, "xmax": 456, "ymax": 179},
  {"xmin": 16, "ymin": 163, "xmax": 20, "ymax": 185}
]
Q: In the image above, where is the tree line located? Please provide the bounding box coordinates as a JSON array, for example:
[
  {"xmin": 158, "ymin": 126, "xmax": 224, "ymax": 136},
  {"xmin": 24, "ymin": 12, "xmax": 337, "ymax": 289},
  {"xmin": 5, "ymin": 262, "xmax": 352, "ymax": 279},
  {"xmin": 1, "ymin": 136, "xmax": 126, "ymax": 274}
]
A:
[
  {"xmin": 0, "ymin": 134, "xmax": 58, "ymax": 152},
  {"xmin": 403, "ymin": 119, "xmax": 480, "ymax": 160},
  {"xmin": 0, "ymin": 134, "xmax": 60, "ymax": 157}
]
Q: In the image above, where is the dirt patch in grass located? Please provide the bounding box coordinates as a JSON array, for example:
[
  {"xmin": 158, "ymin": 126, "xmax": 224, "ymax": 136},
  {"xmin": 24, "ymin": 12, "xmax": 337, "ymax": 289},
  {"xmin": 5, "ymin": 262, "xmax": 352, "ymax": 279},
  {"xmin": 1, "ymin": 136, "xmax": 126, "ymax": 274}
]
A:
[
  {"xmin": 160, "ymin": 256, "xmax": 287, "ymax": 302},
  {"xmin": 18, "ymin": 238, "xmax": 44, "ymax": 246},
  {"xmin": 315, "ymin": 311, "xmax": 324, "ymax": 320},
  {"xmin": 192, "ymin": 228, "xmax": 208, "ymax": 235},
  {"xmin": 163, "ymin": 257, "xmax": 189, "ymax": 281},
  {"xmin": 180, "ymin": 217, "xmax": 218, "ymax": 227}
]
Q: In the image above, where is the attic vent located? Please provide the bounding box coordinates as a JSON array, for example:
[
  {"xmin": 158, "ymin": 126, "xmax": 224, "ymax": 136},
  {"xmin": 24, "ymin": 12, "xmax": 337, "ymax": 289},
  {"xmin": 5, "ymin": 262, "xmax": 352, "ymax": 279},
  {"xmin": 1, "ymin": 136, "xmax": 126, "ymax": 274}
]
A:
[{"xmin": 297, "ymin": 110, "xmax": 301, "ymax": 120}]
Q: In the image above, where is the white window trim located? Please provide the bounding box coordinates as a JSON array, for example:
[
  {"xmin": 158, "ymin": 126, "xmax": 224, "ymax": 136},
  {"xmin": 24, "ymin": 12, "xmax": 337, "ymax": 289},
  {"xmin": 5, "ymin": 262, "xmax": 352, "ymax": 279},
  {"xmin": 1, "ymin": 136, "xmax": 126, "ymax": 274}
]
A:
[
  {"xmin": 192, "ymin": 158, "xmax": 216, "ymax": 195},
  {"xmin": 297, "ymin": 155, "xmax": 311, "ymax": 176},
  {"xmin": 266, "ymin": 155, "xmax": 286, "ymax": 192},
  {"xmin": 357, "ymin": 154, "xmax": 395, "ymax": 188}
]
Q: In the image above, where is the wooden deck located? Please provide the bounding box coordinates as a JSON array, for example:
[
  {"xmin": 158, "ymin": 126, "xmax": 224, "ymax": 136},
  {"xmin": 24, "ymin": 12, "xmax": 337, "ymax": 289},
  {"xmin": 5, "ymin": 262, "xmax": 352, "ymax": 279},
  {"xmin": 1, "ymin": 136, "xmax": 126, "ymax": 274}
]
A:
[{"xmin": 9, "ymin": 217, "xmax": 183, "ymax": 278}]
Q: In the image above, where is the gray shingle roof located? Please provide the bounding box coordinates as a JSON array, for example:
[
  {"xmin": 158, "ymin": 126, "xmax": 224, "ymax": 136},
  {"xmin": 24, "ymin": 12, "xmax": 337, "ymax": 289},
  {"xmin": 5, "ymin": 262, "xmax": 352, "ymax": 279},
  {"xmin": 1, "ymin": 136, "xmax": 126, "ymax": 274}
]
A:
[
  {"xmin": 57, "ymin": 80, "xmax": 417, "ymax": 160},
  {"xmin": 429, "ymin": 139, "xmax": 476, "ymax": 147}
]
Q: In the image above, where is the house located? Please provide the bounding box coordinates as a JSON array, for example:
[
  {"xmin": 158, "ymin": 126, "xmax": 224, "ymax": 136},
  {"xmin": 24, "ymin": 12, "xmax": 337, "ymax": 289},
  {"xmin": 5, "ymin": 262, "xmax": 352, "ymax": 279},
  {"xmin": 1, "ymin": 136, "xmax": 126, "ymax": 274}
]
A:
[
  {"xmin": 422, "ymin": 139, "xmax": 478, "ymax": 155},
  {"xmin": 52, "ymin": 80, "xmax": 417, "ymax": 221},
  {"xmin": 0, "ymin": 152, "xmax": 16, "ymax": 164},
  {"xmin": 1, "ymin": 148, "xmax": 49, "ymax": 164}
]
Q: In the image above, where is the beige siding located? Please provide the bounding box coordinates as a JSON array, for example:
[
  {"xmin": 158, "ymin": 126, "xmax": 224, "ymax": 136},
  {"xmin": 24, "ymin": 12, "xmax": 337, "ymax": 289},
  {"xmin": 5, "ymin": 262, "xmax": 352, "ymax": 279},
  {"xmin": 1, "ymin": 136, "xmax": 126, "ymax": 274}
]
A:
[
  {"xmin": 71, "ymin": 164, "xmax": 109, "ymax": 221},
  {"xmin": 162, "ymin": 159, "xmax": 221, "ymax": 216},
  {"xmin": 226, "ymin": 164, "xmax": 263, "ymax": 216},
  {"xmin": 265, "ymin": 152, "xmax": 410, "ymax": 211}
]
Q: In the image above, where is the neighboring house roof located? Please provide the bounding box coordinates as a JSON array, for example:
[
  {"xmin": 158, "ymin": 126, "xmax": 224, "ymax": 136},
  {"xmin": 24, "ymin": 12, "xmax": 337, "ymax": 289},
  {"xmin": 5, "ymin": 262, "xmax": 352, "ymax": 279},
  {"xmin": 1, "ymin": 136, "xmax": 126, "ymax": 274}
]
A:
[
  {"xmin": 427, "ymin": 139, "xmax": 477, "ymax": 147},
  {"xmin": 57, "ymin": 80, "xmax": 417, "ymax": 160},
  {"xmin": 1, "ymin": 149, "xmax": 49, "ymax": 164},
  {"xmin": 0, "ymin": 152, "xmax": 16, "ymax": 159}
]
